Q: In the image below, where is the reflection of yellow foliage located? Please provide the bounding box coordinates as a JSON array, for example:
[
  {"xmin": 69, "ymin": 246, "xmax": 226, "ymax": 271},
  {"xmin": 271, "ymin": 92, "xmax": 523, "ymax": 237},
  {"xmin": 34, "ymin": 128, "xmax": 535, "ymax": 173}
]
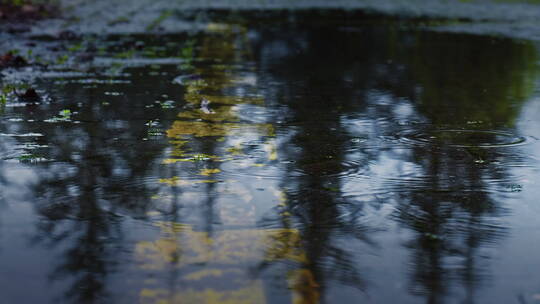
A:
[
  {"xmin": 274, "ymin": 190, "xmax": 287, "ymax": 206},
  {"xmin": 156, "ymin": 221, "xmax": 192, "ymax": 234},
  {"xmin": 184, "ymin": 92, "xmax": 264, "ymax": 106},
  {"xmin": 170, "ymin": 140, "xmax": 188, "ymax": 147},
  {"xmin": 185, "ymin": 79, "xmax": 209, "ymax": 94},
  {"xmin": 187, "ymin": 73, "xmax": 257, "ymax": 90},
  {"xmin": 263, "ymin": 140, "xmax": 278, "ymax": 161},
  {"xmin": 168, "ymin": 140, "xmax": 189, "ymax": 155},
  {"xmin": 184, "ymin": 269, "xmax": 225, "ymax": 281},
  {"xmin": 141, "ymin": 288, "xmax": 167, "ymax": 298},
  {"xmin": 167, "ymin": 121, "xmax": 232, "ymax": 137},
  {"xmin": 197, "ymin": 94, "xmax": 264, "ymax": 106},
  {"xmin": 269, "ymin": 150, "xmax": 277, "ymax": 161},
  {"xmin": 137, "ymin": 239, "xmax": 182, "ymax": 269},
  {"xmin": 158, "ymin": 176, "xmax": 180, "ymax": 186},
  {"xmin": 167, "ymin": 121, "xmax": 274, "ymax": 138},
  {"xmin": 140, "ymin": 281, "xmax": 265, "ymax": 304},
  {"xmin": 199, "ymin": 168, "xmax": 221, "ymax": 176},
  {"xmin": 206, "ymin": 22, "xmax": 234, "ymax": 33},
  {"xmin": 162, "ymin": 154, "xmax": 222, "ymax": 164},
  {"xmin": 136, "ymin": 224, "xmax": 310, "ymax": 304},
  {"xmin": 263, "ymin": 229, "xmax": 308, "ymax": 264},
  {"xmin": 136, "ymin": 223, "xmax": 305, "ymax": 269},
  {"xmin": 162, "ymin": 158, "xmax": 194, "ymax": 164},
  {"xmin": 225, "ymin": 144, "xmax": 244, "ymax": 155},
  {"xmin": 288, "ymin": 269, "xmax": 320, "ymax": 304},
  {"xmin": 159, "ymin": 176, "xmax": 218, "ymax": 186}
]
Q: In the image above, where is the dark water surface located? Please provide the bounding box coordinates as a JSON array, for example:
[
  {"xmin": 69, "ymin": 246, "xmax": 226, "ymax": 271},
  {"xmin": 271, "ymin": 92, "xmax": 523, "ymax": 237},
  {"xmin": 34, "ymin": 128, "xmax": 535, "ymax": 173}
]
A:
[{"xmin": 1, "ymin": 12, "xmax": 540, "ymax": 304}]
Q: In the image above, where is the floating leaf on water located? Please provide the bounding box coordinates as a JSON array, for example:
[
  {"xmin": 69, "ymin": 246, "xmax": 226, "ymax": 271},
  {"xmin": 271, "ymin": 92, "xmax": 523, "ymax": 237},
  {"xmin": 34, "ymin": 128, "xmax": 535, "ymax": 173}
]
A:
[
  {"xmin": 18, "ymin": 154, "xmax": 44, "ymax": 163},
  {"xmin": 59, "ymin": 109, "xmax": 71, "ymax": 117},
  {"xmin": 44, "ymin": 109, "xmax": 73, "ymax": 123}
]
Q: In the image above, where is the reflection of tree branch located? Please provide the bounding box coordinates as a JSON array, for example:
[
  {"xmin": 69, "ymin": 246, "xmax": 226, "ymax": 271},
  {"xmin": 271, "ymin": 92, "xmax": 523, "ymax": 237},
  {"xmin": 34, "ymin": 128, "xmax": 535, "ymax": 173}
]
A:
[
  {"xmin": 394, "ymin": 147, "xmax": 509, "ymax": 303},
  {"xmin": 25, "ymin": 72, "xmax": 172, "ymax": 302}
]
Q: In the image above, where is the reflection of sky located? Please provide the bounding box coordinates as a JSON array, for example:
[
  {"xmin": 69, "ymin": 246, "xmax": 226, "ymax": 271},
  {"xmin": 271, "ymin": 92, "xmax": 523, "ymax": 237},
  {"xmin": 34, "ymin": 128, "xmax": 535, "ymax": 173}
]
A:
[
  {"xmin": 486, "ymin": 96, "xmax": 540, "ymax": 302},
  {"xmin": 0, "ymin": 161, "xmax": 56, "ymax": 303}
]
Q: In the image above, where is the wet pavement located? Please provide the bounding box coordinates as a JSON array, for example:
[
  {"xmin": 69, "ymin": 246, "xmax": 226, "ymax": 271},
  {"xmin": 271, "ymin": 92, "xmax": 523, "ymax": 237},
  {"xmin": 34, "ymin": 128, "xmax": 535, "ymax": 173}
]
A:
[{"xmin": 1, "ymin": 8, "xmax": 540, "ymax": 304}]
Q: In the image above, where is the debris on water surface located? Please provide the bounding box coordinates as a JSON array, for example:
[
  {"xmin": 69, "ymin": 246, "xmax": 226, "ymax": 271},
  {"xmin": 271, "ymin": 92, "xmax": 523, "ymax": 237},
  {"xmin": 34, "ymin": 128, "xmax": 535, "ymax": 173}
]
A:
[
  {"xmin": 0, "ymin": 52, "xmax": 27, "ymax": 69},
  {"xmin": 505, "ymin": 184, "xmax": 523, "ymax": 192},
  {"xmin": 20, "ymin": 88, "xmax": 39, "ymax": 100},
  {"xmin": 44, "ymin": 109, "xmax": 73, "ymax": 123},
  {"xmin": 200, "ymin": 98, "xmax": 215, "ymax": 114}
]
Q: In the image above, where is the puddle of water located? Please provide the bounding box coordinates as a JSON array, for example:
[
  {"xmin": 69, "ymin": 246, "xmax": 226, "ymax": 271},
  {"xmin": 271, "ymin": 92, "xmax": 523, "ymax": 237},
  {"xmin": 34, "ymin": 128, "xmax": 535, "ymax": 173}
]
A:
[{"xmin": 1, "ymin": 10, "xmax": 540, "ymax": 304}]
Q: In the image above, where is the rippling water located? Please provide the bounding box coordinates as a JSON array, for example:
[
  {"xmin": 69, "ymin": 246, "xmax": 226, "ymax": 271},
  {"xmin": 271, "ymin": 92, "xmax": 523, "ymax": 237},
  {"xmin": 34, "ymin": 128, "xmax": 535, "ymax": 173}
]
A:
[{"xmin": 1, "ymin": 12, "xmax": 540, "ymax": 304}]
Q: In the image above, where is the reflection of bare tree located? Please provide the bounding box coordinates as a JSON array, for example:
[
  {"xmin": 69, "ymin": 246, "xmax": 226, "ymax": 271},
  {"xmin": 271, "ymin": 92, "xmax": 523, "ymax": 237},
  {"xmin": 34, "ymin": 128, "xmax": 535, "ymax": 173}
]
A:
[
  {"xmin": 248, "ymin": 19, "xmax": 537, "ymax": 303},
  {"xmin": 1, "ymin": 11, "xmax": 536, "ymax": 303},
  {"xmin": 258, "ymin": 185, "xmax": 375, "ymax": 298},
  {"xmin": 250, "ymin": 27, "xmax": 386, "ymax": 302},
  {"xmin": 393, "ymin": 147, "xmax": 508, "ymax": 304},
  {"xmin": 387, "ymin": 30, "xmax": 536, "ymax": 304},
  {"xmin": 25, "ymin": 59, "xmax": 181, "ymax": 302},
  {"xmin": 31, "ymin": 134, "xmax": 151, "ymax": 303}
]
